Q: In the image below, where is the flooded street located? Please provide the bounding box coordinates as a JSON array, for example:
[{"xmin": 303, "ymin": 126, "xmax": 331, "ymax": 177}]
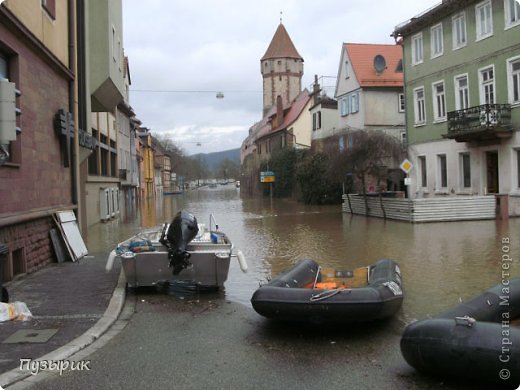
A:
[{"xmin": 86, "ymin": 185, "xmax": 520, "ymax": 324}]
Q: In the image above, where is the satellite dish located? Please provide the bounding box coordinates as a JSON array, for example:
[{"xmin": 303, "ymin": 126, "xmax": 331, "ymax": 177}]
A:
[{"xmin": 374, "ymin": 54, "xmax": 386, "ymax": 74}]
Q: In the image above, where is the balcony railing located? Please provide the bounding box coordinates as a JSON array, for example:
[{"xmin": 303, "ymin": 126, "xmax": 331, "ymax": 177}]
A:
[{"xmin": 444, "ymin": 104, "xmax": 512, "ymax": 142}]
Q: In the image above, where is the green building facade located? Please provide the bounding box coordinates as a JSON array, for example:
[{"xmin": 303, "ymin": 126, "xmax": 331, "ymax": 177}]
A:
[{"xmin": 393, "ymin": 0, "xmax": 520, "ymax": 216}]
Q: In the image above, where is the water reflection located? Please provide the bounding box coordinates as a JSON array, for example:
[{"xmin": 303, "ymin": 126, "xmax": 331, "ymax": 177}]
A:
[{"xmin": 86, "ymin": 185, "xmax": 520, "ymax": 325}]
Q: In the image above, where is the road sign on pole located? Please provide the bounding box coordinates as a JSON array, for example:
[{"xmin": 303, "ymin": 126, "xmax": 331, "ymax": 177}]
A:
[
  {"xmin": 260, "ymin": 171, "xmax": 275, "ymax": 183},
  {"xmin": 400, "ymin": 159, "xmax": 413, "ymax": 174}
]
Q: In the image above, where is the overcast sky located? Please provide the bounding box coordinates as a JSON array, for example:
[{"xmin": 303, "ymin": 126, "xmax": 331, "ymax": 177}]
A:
[{"xmin": 123, "ymin": 0, "xmax": 439, "ymax": 155}]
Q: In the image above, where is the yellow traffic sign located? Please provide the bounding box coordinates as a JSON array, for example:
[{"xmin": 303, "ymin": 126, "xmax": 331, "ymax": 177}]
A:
[{"xmin": 400, "ymin": 159, "xmax": 413, "ymax": 174}]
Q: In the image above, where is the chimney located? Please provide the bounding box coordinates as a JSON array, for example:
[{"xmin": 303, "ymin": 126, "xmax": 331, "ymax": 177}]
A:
[{"xmin": 313, "ymin": 75, "xmax": 321, "ymax": 105}]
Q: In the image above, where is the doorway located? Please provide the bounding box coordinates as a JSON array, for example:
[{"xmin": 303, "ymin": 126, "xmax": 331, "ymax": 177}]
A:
[{"xmin": 486, "ymin": 151, "xmax": 499, "ymax": 194}]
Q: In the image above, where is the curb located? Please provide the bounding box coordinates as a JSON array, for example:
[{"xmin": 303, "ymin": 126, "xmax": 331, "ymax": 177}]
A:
[{"xmin": 0, "ymin": 269, "xmax": 126, "ymax": 388}]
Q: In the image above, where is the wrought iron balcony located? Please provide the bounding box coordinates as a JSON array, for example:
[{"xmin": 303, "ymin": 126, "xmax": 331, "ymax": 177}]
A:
[{"xmin": 444, "ymin": 104, "xmax": 512, "ymax": 142}]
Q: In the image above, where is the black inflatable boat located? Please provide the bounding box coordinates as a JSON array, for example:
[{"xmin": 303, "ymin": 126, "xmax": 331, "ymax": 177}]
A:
[
  {"xmin": 400, "ymin": 278, "xmax": 520, "ymax": 387},
  {"xmin": 250, "ymin": 258, "xmax": 403, "ymax": 323}
]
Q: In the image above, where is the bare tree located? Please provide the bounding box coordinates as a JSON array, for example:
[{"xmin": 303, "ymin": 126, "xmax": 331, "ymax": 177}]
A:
[{"xmin": 335, "ymin": 130, "xmax": 404, "ymax": 213}]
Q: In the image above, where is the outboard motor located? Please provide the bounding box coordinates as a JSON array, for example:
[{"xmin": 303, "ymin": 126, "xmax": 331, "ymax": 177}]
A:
[{"xmin": 162, "ymin": 211, "xmax": 199, "ymax": 275}]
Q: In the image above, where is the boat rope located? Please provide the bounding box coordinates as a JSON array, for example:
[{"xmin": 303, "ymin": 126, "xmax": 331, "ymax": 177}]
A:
[
  {"xmin": 454, "ymin": 315, "xmax": 476, "ymax": 327},
  {"xmin": 310, "ymin": 288, "xmax": 348, "ymax": 302},
  {"xmin": 312, "ymin": 266, "xmax": 321, "ymax": 289}
]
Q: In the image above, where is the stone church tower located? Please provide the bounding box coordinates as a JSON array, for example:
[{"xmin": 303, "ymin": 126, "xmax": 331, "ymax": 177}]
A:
[{"xmin": 261, "ymin": 23, "xmax": 304, "ymax": 116}]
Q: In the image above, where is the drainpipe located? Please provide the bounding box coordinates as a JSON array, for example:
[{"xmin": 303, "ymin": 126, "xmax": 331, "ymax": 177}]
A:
[
  {"xmin": 75, "ymin": 0, "xmax": 89, "ymax": 233},
  {"xmin": 68, "ymin": 0, "xmax": 78, "ymax": 210}
]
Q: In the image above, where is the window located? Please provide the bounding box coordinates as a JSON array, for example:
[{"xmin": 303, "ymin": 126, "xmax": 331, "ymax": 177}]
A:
[
  {"xmin": 110, "ymin": 139, "xmax": 117, "ymax": 177},
  {"xmin": 479, "ymin": 66, "xmax": 495, "ymax": 104},
  {"xmin": 312, "ymin": 111, "xmax": 321, "ymax": 131},
  {"xmin": 437, "ymin": 154, "xmax": 447, "ymax": 189},
  {"xmin": 347, "ymin": 134, "xmax": 354, "ymax": 150},
  {"xmin": 455, "ymin": 74, "xmax": 470, "ymax": 110},
  {"xmin": 340, "ymin": 93, "xmax": 359, "ymax": 116},
  {"xmin": 344, "ymin": 61, "xmax": 350, "ymax": 79},
  {"xmin": 507, "ymin": 56, "xmax": 520, "ymax": 104},
  {"xmin": 0, "ymin": 53, "xmax": 7, "ymax": 78},
  {"xmin": 340, "ymin": 97, "xmax": 349, "ymax": 116},
  {"xmin": 0, "ymin": 53, "xmax": 11, "ymax": 163},
  {"xmin": 0, "ymin": 51, "xmax": 21, "ymax": 165},
  {"xmin": 41, "ymin": 0, "xmax": 56, "ymax": 19},
  {"xmin": 339, "ymin": 136, "xmax": 345, "ymax": 152},
  {"xmin": 112, "ymin": 26, "xmax": 116, "ymax": 61},
  {"xmin": 88, "ymin": 130, "xmax": 99, "ymax": 174},
  {"xmin": 505, "ymin": 0, "xmax": 520, "ymax": 28},
  {"xmin": 476, "ymin": 0, "xmax": 493, "ymax": 40},
  {"xmin": 414, "ymin": 87, "xmax": 426, "ymax": 125},
  {"xmin": 517, "ymin": 150, "xmax": 520, "ymax": 188},
  {"xmin": 452, "ymin": 12, "xmax": 467, "ymax": 49},
  {"xmin": 349, "ymin": 92, "xmax": 359, "ymax": 114},
  {"xmin": 395, "ymin": 59, "xmax": 403, "ymax": 72},
  {"xmin": 118, "ymin": 39, "xmax": 122, "ymax": 70},
  {"xmin": 412, "ymin": 33, "xmax": 423, "ymax": 65},
  {"xmin": 431, "ymin": 23, "xmax": 443, "ymax": 58},
  {"xmin": 418, "ymin": 156, "xmax": 427, "ymax": 187},
  {"xmin": 460, "ymin": 153, "xmax": 471, "ymax": 188},
  {"xmin": 398, "ymin": 93, "xmax": 405, "ymax": 112},
  {"xmin": 400, "ymin": 131, "xmax": 407, "ymax": 146},
  {"xmin": 433, "ymin": 81, "xmax": 446, "ymax": 121}
]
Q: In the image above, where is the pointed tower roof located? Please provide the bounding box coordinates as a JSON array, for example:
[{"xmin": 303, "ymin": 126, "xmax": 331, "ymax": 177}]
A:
[{"xmin": 261, "ymin": 23, "xmax": 303, "ymax": 61}]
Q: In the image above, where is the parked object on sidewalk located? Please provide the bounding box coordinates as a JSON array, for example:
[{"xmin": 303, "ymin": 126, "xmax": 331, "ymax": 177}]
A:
[
  {"xmin": 106, "ymin": 211, "xmax": 247, "ymax": 289},
  {"xmin": 251, "ymin": 258, "xmax": 403, "ymax": 323},
  {"xmin": 52, "ymin": 211, "xmax": 88, "ymax": 262},
  {"xmin": 400, "ymin": 279, "xmax": 520, "ymax": 387},
  {"xmin": 0, "ymin": 301, "xmax": 32, "ymax": 322}
]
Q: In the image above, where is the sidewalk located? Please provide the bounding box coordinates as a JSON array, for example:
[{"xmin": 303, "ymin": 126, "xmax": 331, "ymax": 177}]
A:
[{"xmin": 0, "ymin": 252, "xmax": 125, "ymax": 388}]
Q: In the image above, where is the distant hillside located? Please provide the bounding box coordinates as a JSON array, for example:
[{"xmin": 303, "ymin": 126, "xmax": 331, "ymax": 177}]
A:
[{"xmin": 191, "ymin": 148, "xmax": 240, "ymax": 169}]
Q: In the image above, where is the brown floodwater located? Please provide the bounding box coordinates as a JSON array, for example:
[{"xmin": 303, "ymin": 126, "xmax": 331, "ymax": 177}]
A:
[{"xmin": 86, "ymin": 185, "xmax": 520, "ymax": 325}]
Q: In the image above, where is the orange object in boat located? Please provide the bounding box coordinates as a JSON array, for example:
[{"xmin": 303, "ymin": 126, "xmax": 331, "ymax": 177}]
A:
[{"xmin": 315, "ymin": 282, "xmax": 337, "ymax": 289}]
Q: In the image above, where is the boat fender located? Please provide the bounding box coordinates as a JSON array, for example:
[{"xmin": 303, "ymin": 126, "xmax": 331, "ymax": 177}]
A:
[
  {"xmin": 236, "ymin": 250, "xmax": 248, "ymax": 273},
  {"xmin": 106, "ymin": 250, "xmax": 117, "ymax": 272}
]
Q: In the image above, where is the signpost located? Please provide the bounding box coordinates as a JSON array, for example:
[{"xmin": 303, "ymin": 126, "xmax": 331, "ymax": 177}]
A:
[
  {"xmin": 399, "ymin": 159, "xmax": 413, "ymax": 175},
  {"xmin": 399, "ymin": 159, "xmax": 414, "ymax": 222},
  {"xmin": 260, "ymin": 171, "xmax": 275, "ymax": 199},
  {"xmin": 399, "ymin": 159, "xmax": 413, "ymax": 187},
  {"xmin": 260, "ymin": 171, "xmax": 275, "ymax": 183}
]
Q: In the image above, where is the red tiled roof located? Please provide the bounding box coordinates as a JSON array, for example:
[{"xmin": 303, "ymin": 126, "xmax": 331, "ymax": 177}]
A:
[
  {"xmin": 250, "ymin": 105, "xmax": 275, "ymax": 141},
  {"xmin": 272, "ymin": 89, "xmax": 310, "ymax": 132},
  {"xmin": 344, "ymin": 43, "xmax": 403, "ymax": 87},
  {"xmin": 255, "ymin": 90, "xmax": 311, "ymax": 143},
  {"xmin": 261, "ymin": 23, "xmax": 303, "ymax": 61}
]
